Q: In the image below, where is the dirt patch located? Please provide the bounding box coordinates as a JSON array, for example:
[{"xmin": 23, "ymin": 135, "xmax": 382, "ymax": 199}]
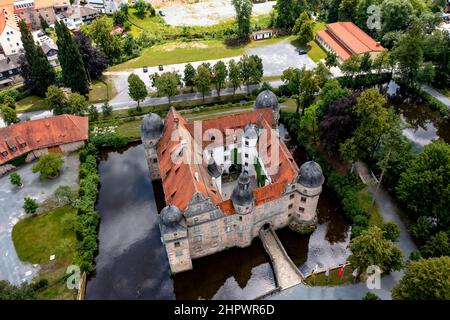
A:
[
  {"xmin": 161, "ymin": 41, "xmax": 209, "ymax": 51},
  {"xmin": 150, "ymin": 0, "xmax": 205, "ymax": 8}
]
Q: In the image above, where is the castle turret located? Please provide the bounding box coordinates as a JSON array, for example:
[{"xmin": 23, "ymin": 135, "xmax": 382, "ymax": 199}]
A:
[
  {"xmin": 254, "ymin": 89, "xmax": 280, "ymax": 127},
  {"xmin": 231, "ymin": 171, "xmax": 254, "ymax": 215},
  {"xmin": 289, "ymin": 160, "xmax": 324, "ymax": 233},
  {"xmin": 160, "ymin": 205, "xmax": 192, "ymax": 273},
  {"xmin": 207, "ymin": 155, "xmax": 223, "ymax": 193},
  {"xmin": 141, "ymin": 113, "xmax": 164, "ymax": 180}
]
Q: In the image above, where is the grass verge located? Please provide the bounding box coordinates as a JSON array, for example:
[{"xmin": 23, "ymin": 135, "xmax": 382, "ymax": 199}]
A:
[
  {"xmin": 304, "ymin": 265, "xmax": 355, "ymax": 286},
  {"xmin": 357, "ymin": 187, "xmax": 384, "ymax": 227}
]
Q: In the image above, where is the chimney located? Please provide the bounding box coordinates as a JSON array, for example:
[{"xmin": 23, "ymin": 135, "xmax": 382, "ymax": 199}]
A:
[{"xmin": 174, "ymin": 117, "xmax": 179, "ymax": 129}]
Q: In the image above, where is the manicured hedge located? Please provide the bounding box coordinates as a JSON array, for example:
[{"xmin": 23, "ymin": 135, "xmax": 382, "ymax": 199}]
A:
[{"xmin": 74, "ymin": 149, "xmax": 100, "ymax": 273}]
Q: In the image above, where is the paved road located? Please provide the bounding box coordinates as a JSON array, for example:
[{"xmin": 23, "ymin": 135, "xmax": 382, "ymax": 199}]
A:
[
  {"xmin": 0, "ymin": 154, "xmax": 80, "ymax": 285},
  {"xmin": 422, "ymin": 84, "xmax": 450, "ymax": 108}
]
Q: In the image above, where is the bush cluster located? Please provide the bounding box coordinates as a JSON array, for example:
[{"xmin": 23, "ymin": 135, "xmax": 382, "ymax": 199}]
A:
[{"xmin": 327, "ymin": 172, "xmax": 368, "ymax": 238}]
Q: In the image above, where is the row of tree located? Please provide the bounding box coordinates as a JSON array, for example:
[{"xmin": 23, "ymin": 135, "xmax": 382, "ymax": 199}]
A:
[{"xmin": 126, "ymin": 55, "xmax": 264, "ymax": 108}]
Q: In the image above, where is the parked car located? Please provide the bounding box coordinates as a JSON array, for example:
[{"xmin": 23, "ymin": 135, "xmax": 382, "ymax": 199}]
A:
[
  {"xmin": 297, "ymin": 49, "xmax": 307, "ymax": 55},
  {"xmin": 143, "ymin": 66, "xmax": 148, "ymax": 73},
  {"xmin": 158, "ymin": 65, "xmax": 164, "ymax": 71},
  {"xmin": 159, "ymin": 10, "xmax": 165, "ymax": 16}
]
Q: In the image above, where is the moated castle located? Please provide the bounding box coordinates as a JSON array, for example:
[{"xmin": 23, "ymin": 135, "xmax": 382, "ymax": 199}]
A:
[{"xmin": 141, "ymin": 90, "xmax": 324, "ymax": 273}]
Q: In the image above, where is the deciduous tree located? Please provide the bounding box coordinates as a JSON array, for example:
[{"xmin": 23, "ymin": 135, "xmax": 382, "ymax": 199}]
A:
[
  {"xmin": 212, "ymin": 61, "xmax": 228, "ymax": 97},
  {"xmin": 392, "ymin": 256, "xmax": 450, "ymax": 300},
  {"xmin": 128, "ymin": 73, "xmax": 147, "ymax": 110},
  {"xmin": 349, "ymin": 226, "xmax": 403, "ymax": 274},
  {"xmin": 154, "ymin": 71, "xmax": 181, "ymax": 105},
  {"xmin": 32, "ymin": 153, "xmax": 64, "ymax": 180},
  {"xmin": 232, "ymin": 0, "xmax": 253, "ymax": 39},
  {"xmin": 195, "ymin": 64, "xmax": 212, "ymax": 101},
  {"xmin": 183, "ymin": 63, "xmax": 196, "ymax": 92},
  {"xmin": 228, "ymin": 59, "xmax": 241, "ymax": 95}
]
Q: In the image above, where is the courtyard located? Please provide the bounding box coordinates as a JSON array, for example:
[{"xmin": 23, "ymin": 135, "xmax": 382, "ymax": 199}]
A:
[{"xmin": 0, "ymin": 154, "xmax": 80, "ymax": 285}]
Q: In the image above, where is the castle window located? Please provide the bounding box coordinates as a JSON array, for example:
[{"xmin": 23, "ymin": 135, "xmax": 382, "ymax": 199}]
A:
[
  {"xmin": 152, "ymin": 158, "xmax": 157, "ymax": 163},
  {"xmin": 288, "ymin": 204, "xmax": 293, "ymax": 210},
  {"xmin": 174, "ymin": 242, "xmax": 180, "ymax": 248},
  {"xmin": 245, "ymin": 153, "xmax": 249, "ymax": 158},
  {"xmin": 224, "ymin": 155, "xmax": 229, "ymax": 161},
  {"xmin": 301, "ymin": 197, "xmax": 307, "ymax": 203},
  {"xmin": 193, "ymin": 225, "xmax": 200, "ymax": 233},
  {"xmin": 299, "ymin": 207, "xmax": 305, "ymax": 212},
  {"xmin": 288, "ymin": 214, "xmax": 292, "ymax": 218},
  {"xmin": 239, "ymin": 216, "xmax": 243, "ymax": 222},
  {"xmin": 194, "ymin": 217, "xmax": 199, "ymax": 223},
  {"xmin": 244, "ymin": 162, "xmax": 248, "ymax": 167},
  {"xmin": 225, "ymin": 226, "xmax": 232, "ymax": 233},
  {"xmin": 175, "ymin": 250, "xmax": 183, "ymax": 257},
  {"xmin": 210, "ymin": 220, "xmax": 217, "ymax": 227},
  {"xmin": 194, "ymin": 235, "xmax": 202, "ymax": 242},
  {"xmin": 224, "ymin": 145, "xmax": 228, "ymax": 151},
  {"xmin": 211, "ymin": 231, "xmax": 218, "ymax": 238},
  {"xmin": 289, "ymin": 194, "xmax": 294, "ymax": 199}
]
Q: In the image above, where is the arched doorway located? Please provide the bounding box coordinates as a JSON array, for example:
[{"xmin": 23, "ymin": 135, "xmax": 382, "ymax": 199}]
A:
[{"xmin": 262, "ymin": 223, "xmax": 271, "ymax": 230}]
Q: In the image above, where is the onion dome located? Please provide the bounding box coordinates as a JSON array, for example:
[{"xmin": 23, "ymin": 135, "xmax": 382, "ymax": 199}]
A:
[
  {"xmin": 160, "ymin": 205, "xmax": 183, "ymax": 227},
  {"xmin": 254, "ymin": 89, "xmax": 279, "ymax": 111},
  {"xmin": 296, "ymin": 161, "xmax": 325, "ymax": 188},
  {"xmin": 207, "ymin": 156, "xmax": 222, "ymax": 178},
  {"xmin": 231, "ymin": 171, "xmax": 254, "ymax": 206},
  {"xmin": 244, "ymin": 124, "xmax": 258, "ymax": 140},
  {"xmin": 141, "ymin": 113, "xmax": 164, "ymax": 140}
]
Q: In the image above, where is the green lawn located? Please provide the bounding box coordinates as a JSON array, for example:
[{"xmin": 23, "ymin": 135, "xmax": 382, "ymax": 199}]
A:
[
  {"xmin": 16, "ymin": 95, "xmax": 48, "ymax": 113},
  {"xmin": 304, "ymin": 265, "xmax": 356, "ymax": 286},
  {"xmin": 307, "ymin": 21, "xmax": 327, "ymax": 62},
  {"xmin": 88, "ymin": 77, "xmax": 117, "ymax": 104},
  {"xmin": 357, "ymin": 187, "xmax": 384, "ymax": 227},
  {"xmin": 109, "ymin": 36, "xmax": 295, "ymax": 71},
  {"xmin": 116, "ymin": 119, "xmax": 143, "ymax": 139},
  {"xmin": 12, "ymin": 206, "xmax": 77, "ymax": 300}
]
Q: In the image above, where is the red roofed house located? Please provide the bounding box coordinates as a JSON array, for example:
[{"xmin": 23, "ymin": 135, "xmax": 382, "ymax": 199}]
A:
[
  {"xmin": 316, "ymin": 22, "xmax": 384, "ymax": 64},
  {"xmin": 0, "ymin": 115, "xmax": 88, "ymax": 170},
  {"xmin": 141, "ymin": 90, "xmax": 325, "ymax": 273}
]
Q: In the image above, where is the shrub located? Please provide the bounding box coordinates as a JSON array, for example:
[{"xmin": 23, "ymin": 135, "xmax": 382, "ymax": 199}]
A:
[
  {"xmin": 32, "ymin": 153, "xmax": 64, "ymax": 181},
  {"xmin": 90, "ymin": 132, "xmax": 128, "ymax": 148},
  {"xmin": 10, "ymin": 173, "xmax": 23, "ymax": 187},
  {"xmin": 381, "ymin": 221, "xmax": 400, "ymax": 242},
  {"xmin": 23, "ymin": 197, "xmax": 38, "ymax": 214}
]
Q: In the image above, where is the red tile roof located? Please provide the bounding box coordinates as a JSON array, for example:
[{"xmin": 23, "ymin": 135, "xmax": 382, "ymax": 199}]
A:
[
  {"xmin": 317, "ymin": 22, "xmax": 384, "ymax": 61},
  {"xmin": 0, "ymin": 115, "xmax": 88, "ymax": 165},
  {"xmin": 157, "ymin": 108, "xmax": 299, "ymax": 214}
]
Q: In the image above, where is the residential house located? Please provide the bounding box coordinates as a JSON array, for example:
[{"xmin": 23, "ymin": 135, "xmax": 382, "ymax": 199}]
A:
[
  {"xmin": 84, "ymin": 0, "xmax": 126, "ymax": 14},
  {"xmin": 0, "ymin": 53, "xmax": 21, "ymax": 90},
  {"xmin": 33, "ymin": 30, "xmax": 59, "ymax": 66},
  {"xmin": 316, "ymin": 22, "xmax": 384, "ymax": 64},
  {"xmin": 0, "ymin": 10, "xmax": 23, "ymax": 56},
  {"xmin": 57, "ymin": 5, "xmax": 99, "ymax": 30}
]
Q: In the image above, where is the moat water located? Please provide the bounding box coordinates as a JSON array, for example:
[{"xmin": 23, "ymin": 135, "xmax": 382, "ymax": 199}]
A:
[
  {"xmin": 386, "ymin": 81, "xmax": 450, "ymax": 149},
  {"xmin": 86, "ymin": 141, "xmax": 351, "ymax": 300}
]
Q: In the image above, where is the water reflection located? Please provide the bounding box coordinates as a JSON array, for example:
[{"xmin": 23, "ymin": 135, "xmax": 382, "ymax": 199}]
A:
[
  {"xmin": 386, "ymin": 81, "xmax": 450, "ymax": 149},
  {"xmin": 86, "ymin": 143, "xmax": 174, "ymax": 300},
  {"xmin": 87, "ymin": 135, "xmax": 353, "ymax": 299},
  {"xmin": 173, "ymin": 238, "xmax": 276, "ymax": 300}
]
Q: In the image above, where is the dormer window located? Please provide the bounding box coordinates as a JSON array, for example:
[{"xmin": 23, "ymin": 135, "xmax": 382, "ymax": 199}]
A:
[{"xmin": 1, "ymin": 151, "xmax": 8, "ymax": 157}]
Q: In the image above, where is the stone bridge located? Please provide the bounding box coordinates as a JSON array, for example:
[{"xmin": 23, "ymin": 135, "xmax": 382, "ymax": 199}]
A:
[{"xmin": 259, "ymin": 228, "xmax": 304, "ymax": 290}]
